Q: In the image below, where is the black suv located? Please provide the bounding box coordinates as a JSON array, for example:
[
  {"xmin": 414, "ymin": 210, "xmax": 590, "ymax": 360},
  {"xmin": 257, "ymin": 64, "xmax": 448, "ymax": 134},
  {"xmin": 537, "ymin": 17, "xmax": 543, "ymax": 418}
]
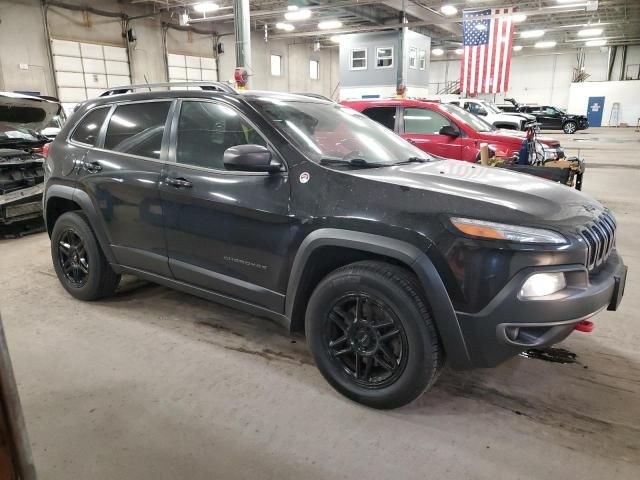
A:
[
  {"xmin": 518, "ymin": 105, "xmax": 588, "ymax": 134},
  {"xmin": 43, "ymin": 82, "xmax": 626, "ymax": 409}
]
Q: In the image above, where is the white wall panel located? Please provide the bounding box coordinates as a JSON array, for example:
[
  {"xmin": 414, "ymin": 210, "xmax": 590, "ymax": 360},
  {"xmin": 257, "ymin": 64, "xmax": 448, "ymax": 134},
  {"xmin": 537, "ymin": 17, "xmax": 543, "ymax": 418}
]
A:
[
  {"xmin": 56, "ymin": 71, "xmax": 85, "ymax": 88},
  {"xmin": 168, "ymin": 54, "xmax": 186, "ymax": 67},
  {"xmin": 80, "ymin": 42, "xmax": 103, "ymax": 59},
  {"xmin": 107, "ymin": 75, "xmax": 130, "ymax": 87},
  {"xmin": 167, "ymin": 53, "xmax": 216, "ymax": 83},
  {"xmin": 186, "ymin": 68, "xmax": 202, "ymax": 80},
  {"xmin": 85, "ymin": 88, "xmax": 104, "ymax": 99},
  {"xmin": 186, "ymin": 56, "xmax": 201, "ymax": 68},
  {"xmin": 84, "ymin": 73, "xmax": 108, "ymax": 89},
  {"xmin": 53, "ymin": 56, "xmax": 83, "ymax": 73},
  {"xmin": 201, "ymin": 57, "xmax": 216, "ymax": 70},
  {"xmin": 58, "ymin": 87, "xmax": 86, "ymax": 102},
  {"xmin": 105, "ymin": 60, "xmax": 129, "ymax": 75},
  {"xmin": 103, "ymin": 45, "xmax": 128, "ymax": 62},
  {"xmin": 201, "ymin": 69, "xmax": 217, "ymax": 81},
  {"xmin": 51, "ymin": 39, "xmax": 80, "ymax": 56},
  {"xmin": 82, "ymin": 58, "xmax": 106, "ymax": 74},
  {"xmin": 169, "ymin": 66, "xmax": 186, "ymax": 80}
]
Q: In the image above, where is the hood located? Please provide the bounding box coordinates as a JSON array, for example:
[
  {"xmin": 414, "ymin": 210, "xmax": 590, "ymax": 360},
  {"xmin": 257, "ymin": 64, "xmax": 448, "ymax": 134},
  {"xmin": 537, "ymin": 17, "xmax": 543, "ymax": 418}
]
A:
[
  {"xmin": 477, "ymin": 129, "xmax": 560, "ymax": 147},
  {"xmin": 0, "ymin": 92, "xmax": 60, "ymax": 131},
  {"xmin": 565, "ymin": 113, "xmax": 587, "ymax": 120},
  {"xmin": 501, "ymin": 111, "xmax": 536, "ymax": 121},
  {"xmin": 351, "ymin": 160, "xmax": 602, "ymax": 230}
]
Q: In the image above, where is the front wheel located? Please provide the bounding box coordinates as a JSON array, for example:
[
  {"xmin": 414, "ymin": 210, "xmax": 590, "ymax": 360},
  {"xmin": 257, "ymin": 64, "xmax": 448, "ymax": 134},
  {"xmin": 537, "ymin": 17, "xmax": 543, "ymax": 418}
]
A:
[
  {"xmin": 51, "ymin": 211, "xmax": 120, "ymax": 301},
  {"xmin": 305, "ymin": 261, "xmax": 443, "ymax": 409},
  {"xmin": 563, "ymin": 121, "xmax": 577, "ymax": 134}
]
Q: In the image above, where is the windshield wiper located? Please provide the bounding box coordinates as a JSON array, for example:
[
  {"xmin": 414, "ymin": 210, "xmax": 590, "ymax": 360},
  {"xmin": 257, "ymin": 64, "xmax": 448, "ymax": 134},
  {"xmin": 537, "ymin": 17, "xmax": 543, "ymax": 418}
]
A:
[
  {"xmin": 391, "ymin": 156, "xmax": 428, "ymax": 166},
  {"xmin": 319, "ymin": 157, "xmax": 385, "ymax": 168}
]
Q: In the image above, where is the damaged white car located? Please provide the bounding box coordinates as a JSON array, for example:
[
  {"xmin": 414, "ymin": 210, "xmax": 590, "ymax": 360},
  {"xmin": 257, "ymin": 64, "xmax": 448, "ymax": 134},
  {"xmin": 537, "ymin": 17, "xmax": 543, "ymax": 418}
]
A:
[{"xmin": 0, "ymin": 92, "xmax": 59, "ymax": 226}]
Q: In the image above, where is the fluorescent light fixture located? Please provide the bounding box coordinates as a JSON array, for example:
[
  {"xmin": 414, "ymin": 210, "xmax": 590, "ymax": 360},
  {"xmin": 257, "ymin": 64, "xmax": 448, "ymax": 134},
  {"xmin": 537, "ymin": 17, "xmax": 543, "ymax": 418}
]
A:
[
  {"xmin": 585, "ymin": 39, "xmax": 607, "ymax": 47},
  {"xmin": 535, "ymin": 41, "xmax": 557, "ymax": 48},
  {"xmin": 432, "ymin": 48, "xmax": 444, "ymax": 56},
  {"xmin": 329, "ymin": 35, "xmax": 341, "ymax": 43},
  {"xmin": 455, "ymin": 48, "xmax": 464, "ymax": 54},
  {"xmin": 192, "ymin": 2, "xmax": 219, "ymax": 13},
  {"xmin": 512, "ymin": 13, "xmax": 527, "ymax": 23},
  {"xmin": 275, "ymin": 22, "xmax": 295, "ymax": 32},
  {"xmin": 318, "ymin": 20, "xmax": 342, "ymax": 30},
  {"xmin": 513, "ymin": 45, "xmax": 523, "ymax": 51},
  {"xmin": 521, "ymin": 29, "xmax": 545, "ymax": 38},
  {"xmin": 440, "ymin": 5, "xmax": 458, "ymax": 16},
  {"xmin": 284, "ymin": 8, "xmax": 312, "ymax": 21},
  {"xmin": 578, "ymin": 27, "xmax": 603, "ymax": 37}
]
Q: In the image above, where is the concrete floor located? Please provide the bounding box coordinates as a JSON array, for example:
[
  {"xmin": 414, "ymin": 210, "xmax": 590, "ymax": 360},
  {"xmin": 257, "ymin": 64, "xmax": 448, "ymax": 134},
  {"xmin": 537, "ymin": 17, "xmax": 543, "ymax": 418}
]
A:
[{"xmin": 1, "ymin": 127, "xmax": 639, "ymax": 479}]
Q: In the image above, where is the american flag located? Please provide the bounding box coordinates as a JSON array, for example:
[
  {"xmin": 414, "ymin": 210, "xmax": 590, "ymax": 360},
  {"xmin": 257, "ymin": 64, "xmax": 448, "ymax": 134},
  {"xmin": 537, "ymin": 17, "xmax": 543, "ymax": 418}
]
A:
[{"xmin": 460, "ymin": 7, "xmax": 515, "ymax": 95}]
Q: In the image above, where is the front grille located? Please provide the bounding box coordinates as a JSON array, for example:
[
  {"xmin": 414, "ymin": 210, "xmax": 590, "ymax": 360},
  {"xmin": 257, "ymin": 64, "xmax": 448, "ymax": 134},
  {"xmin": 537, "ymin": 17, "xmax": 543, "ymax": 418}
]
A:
[{"xmin": 581, "ymin": 211, "xmax": 617, "ymax": 271}]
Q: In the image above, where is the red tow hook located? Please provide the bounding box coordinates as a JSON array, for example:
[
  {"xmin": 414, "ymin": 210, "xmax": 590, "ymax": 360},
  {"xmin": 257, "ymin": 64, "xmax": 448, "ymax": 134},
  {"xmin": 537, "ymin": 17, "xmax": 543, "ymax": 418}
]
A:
[{"xmin": 575, "ymin": 320, "xmax": 594, "ymax": 333}]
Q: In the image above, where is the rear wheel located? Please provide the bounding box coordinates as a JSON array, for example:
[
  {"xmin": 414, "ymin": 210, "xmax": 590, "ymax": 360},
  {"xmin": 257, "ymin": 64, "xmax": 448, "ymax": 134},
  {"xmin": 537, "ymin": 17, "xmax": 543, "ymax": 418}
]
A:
[
  {"xmin": 51, "ymin": 211, "xmax": 120, "ymax": 301},
  {"xmin": 306, "ymin": 261, "xmax": 443, "ymax": 409},
  {"xmin": 563, "ymin": 121, "xmax": 577, "ymax": 134}
]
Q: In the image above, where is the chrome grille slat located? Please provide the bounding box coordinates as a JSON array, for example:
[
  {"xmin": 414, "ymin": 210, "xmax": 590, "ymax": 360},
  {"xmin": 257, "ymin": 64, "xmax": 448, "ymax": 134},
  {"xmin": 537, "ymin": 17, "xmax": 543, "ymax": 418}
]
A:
[{"xmin": 581, "ymin": 211, "xmax": 617, "ymax": 271}]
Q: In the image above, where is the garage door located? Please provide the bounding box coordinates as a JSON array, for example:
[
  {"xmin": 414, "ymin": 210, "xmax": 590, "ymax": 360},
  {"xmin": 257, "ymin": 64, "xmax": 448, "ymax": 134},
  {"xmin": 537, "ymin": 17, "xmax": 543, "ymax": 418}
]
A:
[
  {"xmin": 167, "ymin": 53, "xmax": 217, "ymax": 87},
  {"xmin": 51, "ymin": 39, "xmax": 131, "ymax": 110}
]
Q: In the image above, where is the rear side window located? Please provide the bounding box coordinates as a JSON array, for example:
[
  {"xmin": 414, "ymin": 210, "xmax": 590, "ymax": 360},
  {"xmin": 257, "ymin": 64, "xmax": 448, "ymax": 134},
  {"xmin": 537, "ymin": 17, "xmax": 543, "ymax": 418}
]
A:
[
  {"xmin": 361, "ymin": 107, "xmax": 396, "ymax": 130},
  {"xmin": 103, "ymin": 102, "xmax": 171, "ymax": 159},
  {"xmin": 404, "ymin": 107, "xmax": 451, "ymax": 135},
  {"xmin": 176, "ymin": 101, "xmax": 266, "ymax": 170},
  {"xmin": 70, "ymin": 107, "xmax": 109, "ymax": 146}
]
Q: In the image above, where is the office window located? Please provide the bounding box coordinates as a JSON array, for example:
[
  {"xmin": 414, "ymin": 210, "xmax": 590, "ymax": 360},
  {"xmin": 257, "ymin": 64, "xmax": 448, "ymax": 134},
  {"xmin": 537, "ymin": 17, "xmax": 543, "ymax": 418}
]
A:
[
  {"xmin": 419, "ymin": 50, "xmax": 426, "ymax": 70},
  {"xmin": 376, "ymin": 47, "xmax": 393, "ymax": 68},
  {"xmin": 310, "ymin": 59, "xmax": 320, "ymax": 80},
  {"xmin": 103, "ymin": 102, "xmax": 171, "ymax": 159},
  {"xmin": 270, "ymin": 54, "xmax": 282, "ymax": 76},
  {"xmin": 408, "ymin": 47, "xmax": 417, "ymax": 69},
  {"xmin": 350, "ymin": 48, "xmax": 367, "ymax": 70}
]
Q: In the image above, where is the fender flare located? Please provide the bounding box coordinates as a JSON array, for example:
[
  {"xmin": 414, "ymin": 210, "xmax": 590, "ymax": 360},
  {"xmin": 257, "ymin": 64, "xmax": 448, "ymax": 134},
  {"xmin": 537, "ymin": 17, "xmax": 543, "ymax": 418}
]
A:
[
  {"xmin": 285, "ymin": 229, "xmax": 472, "ymax": 369},
  {"xmin": 44, "ymin": 186, "xmax": 117, "ymax": 265}
]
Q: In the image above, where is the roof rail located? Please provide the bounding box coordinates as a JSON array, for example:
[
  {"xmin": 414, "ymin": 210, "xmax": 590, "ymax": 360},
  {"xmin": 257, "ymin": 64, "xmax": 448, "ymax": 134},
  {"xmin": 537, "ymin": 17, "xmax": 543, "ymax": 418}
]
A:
[{"xmin": 99, "ymin": 81, "xmax": 236, "ymax": 97}]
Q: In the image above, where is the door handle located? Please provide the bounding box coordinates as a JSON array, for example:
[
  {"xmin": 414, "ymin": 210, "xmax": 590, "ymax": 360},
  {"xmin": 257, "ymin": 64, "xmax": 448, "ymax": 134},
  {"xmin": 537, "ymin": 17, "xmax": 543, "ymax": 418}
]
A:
[
  {"xmin": 165, "ymin": 177, "xmax": 193, "ymax": 188},
  {"xmin": 82, "ymin": 161, "xmax": 102, "ymax": 173}
]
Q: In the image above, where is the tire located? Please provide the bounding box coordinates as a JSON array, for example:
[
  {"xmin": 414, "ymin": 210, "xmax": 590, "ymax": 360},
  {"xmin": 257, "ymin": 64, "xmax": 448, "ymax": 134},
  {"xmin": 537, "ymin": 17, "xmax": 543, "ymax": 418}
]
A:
[
  {"xmin": 305, "ymin": 260, "xmax": 443, "ymax": 409},
  {"xmin": 563, "ymin": 121, "xmax": 577, "ymax": 134},
  {"xmin": 51, "ymin": 211, "xmax": 120, "ymax": 301}
]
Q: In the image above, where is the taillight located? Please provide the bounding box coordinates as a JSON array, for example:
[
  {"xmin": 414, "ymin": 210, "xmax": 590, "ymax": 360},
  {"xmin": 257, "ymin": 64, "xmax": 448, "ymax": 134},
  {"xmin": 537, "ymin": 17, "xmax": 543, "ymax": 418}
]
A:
[{"xmin": 42, "ymin": 142, "xmax": 51, "ymax": 158}]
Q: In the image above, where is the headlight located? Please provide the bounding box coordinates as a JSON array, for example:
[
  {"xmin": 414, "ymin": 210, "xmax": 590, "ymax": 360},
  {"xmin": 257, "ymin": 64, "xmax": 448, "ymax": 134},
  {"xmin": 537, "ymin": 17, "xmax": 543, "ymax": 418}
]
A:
[
  {"xmin": 519, "ymin": 272, "xmax": 566, "ymax": 298},
  {"xmin": 450, "ymin": 217, "xmax": 567, "ymax": 244}
]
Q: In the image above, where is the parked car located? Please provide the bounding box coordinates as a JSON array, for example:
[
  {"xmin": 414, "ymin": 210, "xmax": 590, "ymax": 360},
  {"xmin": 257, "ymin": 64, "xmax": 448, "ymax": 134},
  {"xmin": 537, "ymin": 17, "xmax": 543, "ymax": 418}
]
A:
[
  {"xmin": 341, "ymin": 98, "xmax": 563, "ymax": 162},
  {"xmin": 1, "ymin": 92, "xmax": 58, "ymax": 226},
  {"xmin": 519, "ymin": 105, "xmax": 589, "ymax": 134},
  {"xmin": 448, "ymin": 98, "xmax": 535, "ymax": 130},
  {"xmin": 44, "ymin": 84, "xmax": 626, "ymax": 409},
  {"xmin": 496, "ymin": 99, "xmax": 589, "ymax": 134}
]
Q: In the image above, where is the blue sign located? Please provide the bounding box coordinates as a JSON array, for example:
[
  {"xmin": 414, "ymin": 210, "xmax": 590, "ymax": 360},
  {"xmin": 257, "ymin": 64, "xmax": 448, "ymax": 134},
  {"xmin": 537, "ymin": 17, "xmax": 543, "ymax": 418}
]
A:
[{"xmin": 587, "ymin": 96, "xmax": 605, "ymax": 127}]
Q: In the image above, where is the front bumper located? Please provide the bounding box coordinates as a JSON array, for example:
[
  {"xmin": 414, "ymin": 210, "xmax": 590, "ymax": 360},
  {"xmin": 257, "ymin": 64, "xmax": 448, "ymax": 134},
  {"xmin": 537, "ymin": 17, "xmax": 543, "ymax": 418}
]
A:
[
  {"xmin": 577, "ymin": 119, "xmax": 589, "ymax": 130},
  {"xmin": 456, "ymin": 251, "xmax": 626, "ymax": 367}
]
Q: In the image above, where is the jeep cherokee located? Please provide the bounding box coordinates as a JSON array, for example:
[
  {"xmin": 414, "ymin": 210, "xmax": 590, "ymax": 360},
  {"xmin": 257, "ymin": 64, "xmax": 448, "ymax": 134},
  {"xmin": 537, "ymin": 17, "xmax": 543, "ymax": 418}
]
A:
[{"xmin": 43, "ymin": 83, "xmax": 626, "ymax": 409}]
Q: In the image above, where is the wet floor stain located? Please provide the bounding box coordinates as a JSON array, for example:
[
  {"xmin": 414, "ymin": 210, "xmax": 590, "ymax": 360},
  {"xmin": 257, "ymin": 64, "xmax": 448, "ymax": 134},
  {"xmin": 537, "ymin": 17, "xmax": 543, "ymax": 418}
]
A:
[{"xmin": 520, "ymin": 347, "xmax": 578, "ymax": 364}]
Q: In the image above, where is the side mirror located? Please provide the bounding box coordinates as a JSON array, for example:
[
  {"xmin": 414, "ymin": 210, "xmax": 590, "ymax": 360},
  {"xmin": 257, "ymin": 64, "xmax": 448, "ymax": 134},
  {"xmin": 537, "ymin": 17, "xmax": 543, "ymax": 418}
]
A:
[
  {"xmin": 223, "ymin": 144, "xmax": 281, "ymax": 173},
  {"xmin": 439, "ymin": 125, "xmax": 460, "ymax": 137}
]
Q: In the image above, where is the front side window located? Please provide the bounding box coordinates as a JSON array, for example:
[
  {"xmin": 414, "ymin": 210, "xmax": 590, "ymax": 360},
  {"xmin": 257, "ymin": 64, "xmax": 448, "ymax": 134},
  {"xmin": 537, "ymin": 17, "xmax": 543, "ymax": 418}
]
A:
[
  {"xmin": 70, "ymin": 107, "xmax": 109, "ymax": 146},
  {"xmin": 376, "ymin": 47, "xmax": 393, "ymax": 68},
  {"xmin": 362, "ymin": 106, "xmax": 396, "ymax": 131},
  {"xmin": 103, "ymin": 102, "xmax": 171, "ymax": 159},
  {"xmin": 249, "ymin": 97, "xmax": 431, "ymax": 166},
  {"xmin": 408, "ymin": 47, "xmax": 417, "ymax": 69},
  {"xmin": 350, "ymin": 49, "xmax": 367, "ymax": 70},
  {"xmin": 176, "ymin": 101, "xmax": 266, "ymax": 170},
  {"xmin": 270, "ymin": 54, "xmax": 282, "ymax": 76},
  {"xmin": 309, "ymin": 59, "xmax": 320, "ymax": 80},
  {"xmin": 419, "ymin": 50, "xmax": 426, "ymax": 70},
  {"xmin": 404, "ymin": 108, "xmax": 451, "ymax": 135}
]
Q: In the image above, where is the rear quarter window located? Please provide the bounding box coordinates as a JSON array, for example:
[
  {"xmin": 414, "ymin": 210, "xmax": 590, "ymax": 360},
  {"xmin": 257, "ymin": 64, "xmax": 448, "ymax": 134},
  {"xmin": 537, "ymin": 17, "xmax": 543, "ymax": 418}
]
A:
[{"xmin": 70, "ymin": 107, "xmax": 110, "ymax": 146}]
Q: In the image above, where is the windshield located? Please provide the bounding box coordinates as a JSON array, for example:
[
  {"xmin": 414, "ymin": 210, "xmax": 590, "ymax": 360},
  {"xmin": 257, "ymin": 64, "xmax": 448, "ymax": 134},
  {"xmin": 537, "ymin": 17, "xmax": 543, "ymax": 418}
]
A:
[
  {"xmin": 439, "ymin": 103, "xmax": 495, "ymax": 132},
  {"xmin": 0, "ymin": 123, "xmax": 42, "ymax": 144},
  {"xmin": 248, "ymin": 97, "xmax": 432, "ymax": 166},
  {"xmin": 481, "ymin": 101, "xmax": 502, "ymax": 114}
]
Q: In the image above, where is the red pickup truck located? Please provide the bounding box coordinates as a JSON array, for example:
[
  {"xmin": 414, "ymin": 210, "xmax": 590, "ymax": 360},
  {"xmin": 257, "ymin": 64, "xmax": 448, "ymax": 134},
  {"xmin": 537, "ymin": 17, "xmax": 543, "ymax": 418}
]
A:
[{"xmin": 340, "ymin": 98, "xmax": 562, "ymax": 162}]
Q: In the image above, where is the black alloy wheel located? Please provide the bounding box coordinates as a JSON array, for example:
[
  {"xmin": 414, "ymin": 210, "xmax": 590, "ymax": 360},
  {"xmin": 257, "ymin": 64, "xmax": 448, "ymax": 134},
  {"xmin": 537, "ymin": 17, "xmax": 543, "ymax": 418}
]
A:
[
  {"xmin": 57, "ymin": 228, "xmax": 90, "ymax": 287},
  {"xmin": 325, "ymin": 293, "xmax": 409, "ymax": 388}
]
